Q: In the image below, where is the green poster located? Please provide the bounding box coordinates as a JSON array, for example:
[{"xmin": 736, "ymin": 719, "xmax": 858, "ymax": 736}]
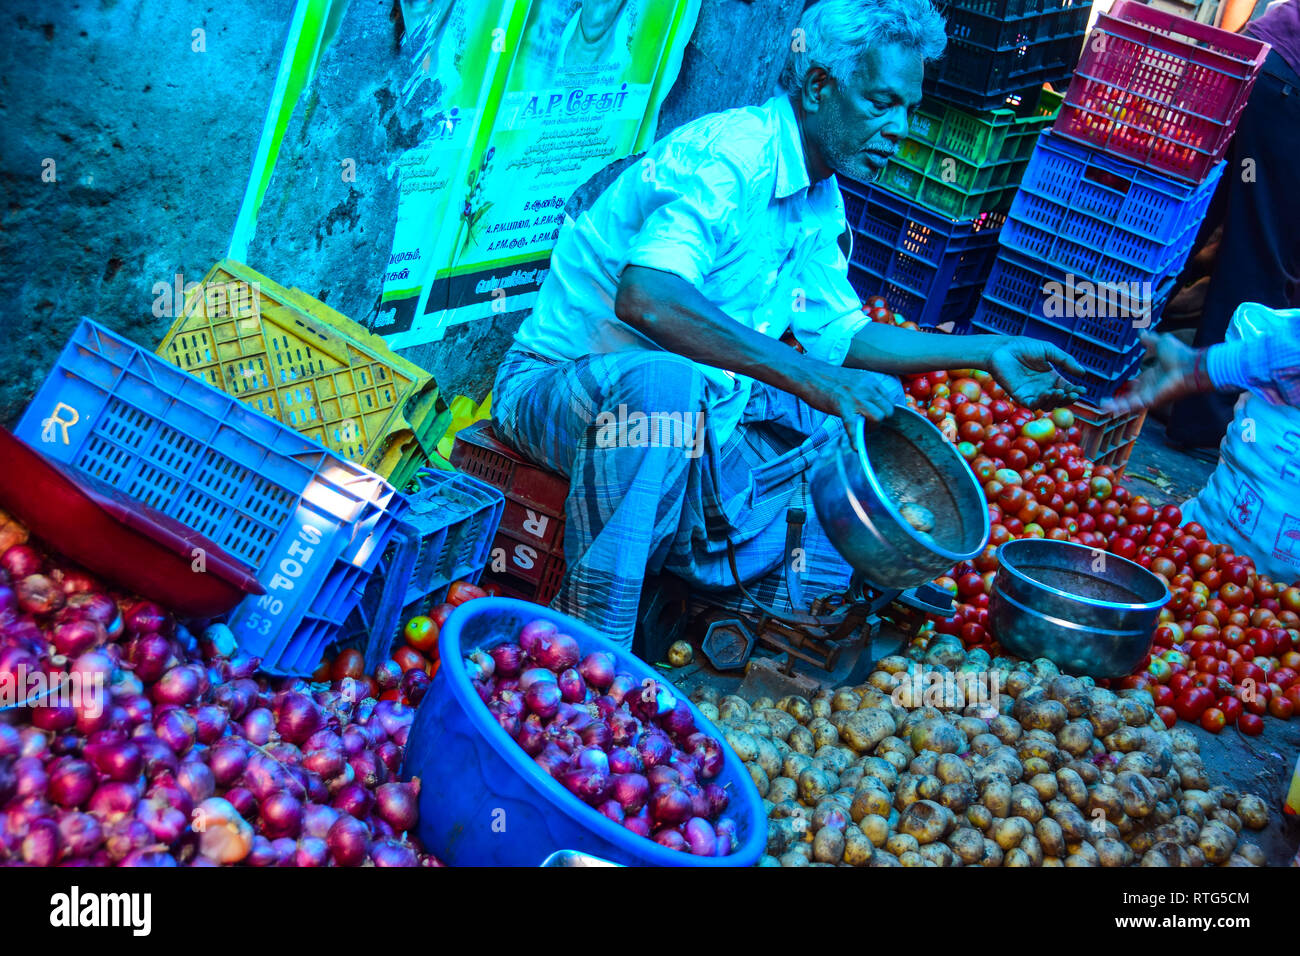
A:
[
  {"xmin": 394, "ymin": 0, "xmax": 700, "ymax": 346},
  {"xmin": 376, "ymin": 0, "xmax": 530, "ymax": 342}
]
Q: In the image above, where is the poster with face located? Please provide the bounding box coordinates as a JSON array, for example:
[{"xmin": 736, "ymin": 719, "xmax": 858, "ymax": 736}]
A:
[{"xmin": 379, "ymin": 0, "xmax": 699, "ymax": 349}]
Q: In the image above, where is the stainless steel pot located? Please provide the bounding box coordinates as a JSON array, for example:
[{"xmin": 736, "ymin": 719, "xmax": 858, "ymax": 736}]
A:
[
  {"xmin": 990, "ymin": 538, "xmax": 1170, "ymax": 678},
  {"xmin": 810, "ymin": 408, "xmax": 989, "ymax": 590}
]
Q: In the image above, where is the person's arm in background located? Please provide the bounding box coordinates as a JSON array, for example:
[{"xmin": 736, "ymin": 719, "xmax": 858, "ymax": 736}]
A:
[
  {"xmin": 1102, "ymin": 321, "xmax": 1300, "ymax": 414},
  {"xmin": 1219, "ymin": 0, "xmax": 1258, "ymax": 32}
]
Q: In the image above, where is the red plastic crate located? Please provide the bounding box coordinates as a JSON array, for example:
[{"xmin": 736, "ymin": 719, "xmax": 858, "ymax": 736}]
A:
[
  {"xmin": 483, "ymin": 523, "xmax": 566, "ymax": 606},
  {"xmin": 1070, "ymin": 400, "xmax": 1147, "ymax": 475},
  {"xmin": 499, "ymin": 496, "xmax": 565, "ymax": 552},
  {"xmin": 481, "ymin": 569, "xmax": 562, "ymax": 606},
  {"xmin": 1055, "ymin": 0, "xmax": 1269, "ymax": 183},
  {"xmin": 449, "ymin": 420, "xmax": 569, "ymax": 515},
  {"xmin": 489, "ymin": 527, "xmax": 565, "ymax": 589}
]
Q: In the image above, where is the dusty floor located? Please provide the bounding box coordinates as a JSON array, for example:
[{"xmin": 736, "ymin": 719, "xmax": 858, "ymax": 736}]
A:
[{"xmin": 661, "ymin": 420, "xmax": 1300, "ymax": 866}]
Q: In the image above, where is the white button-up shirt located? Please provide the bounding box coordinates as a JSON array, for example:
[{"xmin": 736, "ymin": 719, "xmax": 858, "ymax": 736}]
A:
[{"xmin": 514, "ymin": 93, "xmax": 871, "ymax": 439}]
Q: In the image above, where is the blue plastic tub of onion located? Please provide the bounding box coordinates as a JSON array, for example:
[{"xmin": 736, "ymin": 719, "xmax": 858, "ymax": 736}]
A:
[{"xmin": 401, "ymin": 597, "xmax": 766, "ymax": 866}]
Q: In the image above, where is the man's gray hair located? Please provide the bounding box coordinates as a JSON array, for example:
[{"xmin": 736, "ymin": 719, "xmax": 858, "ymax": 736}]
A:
[{"xmin": 780, "ymin": 0, "xmax": 948, "ymax": 95}]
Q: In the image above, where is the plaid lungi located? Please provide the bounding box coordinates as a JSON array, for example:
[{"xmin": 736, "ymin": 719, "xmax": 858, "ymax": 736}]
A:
[{"xmin": 490, "ymin": 347, "xmax": 856, "ymax": 649}]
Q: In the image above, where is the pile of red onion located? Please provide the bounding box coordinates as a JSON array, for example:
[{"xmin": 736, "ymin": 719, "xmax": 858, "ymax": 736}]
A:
[
  {"xmin": 468, "ymin": 618, "xmax": 737, "ymax": 856},
  {"xmin": 0, "ymin": 524, "xmax": 441, "ymax": 867}
]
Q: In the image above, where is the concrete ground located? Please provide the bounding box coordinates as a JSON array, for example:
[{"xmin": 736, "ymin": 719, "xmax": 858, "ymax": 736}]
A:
[{"xmin": 659, "ymin": 419, "xmax": 1300, "ymax": 865}]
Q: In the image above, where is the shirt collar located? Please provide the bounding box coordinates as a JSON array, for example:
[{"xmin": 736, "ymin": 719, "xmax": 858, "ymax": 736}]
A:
[{"xmin": 770, "ymin": 94, "xmax": 811, "ymax": 200}]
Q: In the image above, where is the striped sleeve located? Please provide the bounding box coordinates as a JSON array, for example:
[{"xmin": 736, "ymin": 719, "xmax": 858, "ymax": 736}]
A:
[{"xmin": 1206, "ymin": 308, "xmax": 1300, "ymax": 405}]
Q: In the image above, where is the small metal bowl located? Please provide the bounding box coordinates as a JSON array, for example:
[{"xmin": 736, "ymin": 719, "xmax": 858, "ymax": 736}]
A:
[
  {"xmin": 990, "ymin": 538, "xmax": 1170, "ymax": 679},
  {"xmin": 811, "ymin": 407, "xmax": 989, "ymax": 590}
]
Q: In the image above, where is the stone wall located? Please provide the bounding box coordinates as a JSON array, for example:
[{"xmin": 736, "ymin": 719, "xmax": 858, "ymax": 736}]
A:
[
  {"xmin": 0, "ymin": 0, "xmax": 295, "ymax": 425},
  {"xmin": 0, "ymin": 0, "xmax": 805, "ymax": 426}
]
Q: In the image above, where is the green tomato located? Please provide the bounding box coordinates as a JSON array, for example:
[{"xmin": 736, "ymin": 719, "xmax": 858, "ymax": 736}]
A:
[
  {"xmin": 1162, "ymin": 649, "xmax": 1188, "ymax": 667},
  {"xmin": 1147, "ymin": 658, "xmax": 1172, "ymax": 682},
  {"xmin": 1090, "ymin": 476, "xmax": 1113, "ymax": 500},
  {"xmin": 1050, "ymin": 407, "xmax": 1075, "ymax": 429},
  {"xmin": 1021, "ymin": 418, "xmax": 1057, "ymax": 443},
  {"xmin": 994, "ymin": 468, "xmax": 1023, "ymax": 486},
  {"xmin": 957, "ymin": 441, "xmax": 978, "ymax": 461}
]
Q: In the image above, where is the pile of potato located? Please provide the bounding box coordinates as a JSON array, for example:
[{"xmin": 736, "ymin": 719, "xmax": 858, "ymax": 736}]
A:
[{"xmin": 695, "ymin": 637, "xmax": 1270, "ymax": 867}]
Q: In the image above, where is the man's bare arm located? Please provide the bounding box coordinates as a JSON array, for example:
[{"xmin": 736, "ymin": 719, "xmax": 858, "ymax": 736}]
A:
[
  {"xmin": 616, "ymin": 265, "xmax": 902, "ymax": 426},
  {"xmin": 847, "ymin": 321, "xmax": 1087, "ymax": 409}
]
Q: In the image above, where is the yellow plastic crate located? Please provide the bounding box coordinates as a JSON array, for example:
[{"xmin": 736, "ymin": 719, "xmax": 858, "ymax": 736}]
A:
[
  {"xmin": 156, "ymin": 260, "xmax": 442, "ymax": 477},
  {"xmin": 369, "ymin": 383, "xmax": 452, "ymax": 490}
]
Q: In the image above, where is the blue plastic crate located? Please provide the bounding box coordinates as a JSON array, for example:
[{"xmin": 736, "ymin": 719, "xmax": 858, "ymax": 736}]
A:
[
  {"xmin": 970, "ymin": 249, "xmax": 1173, "ymax": 401},
  {"xmin": 978, "ymin": 246, "xmax": 1178, "ymax": 348},
  {"xmin": 354, "ymin": 468, "xmax": 504, "ymax": 674},
  {"xmin": 840, "ymin": 178, "xmax": 1004, "ymax": 329},
  {"xmin": 1012, "ymin": 131, "xmax": 1225, "ymax": 246},
  {"xmin": 16, "ymin": 319, "xmax": 405, "ymax": 674}
]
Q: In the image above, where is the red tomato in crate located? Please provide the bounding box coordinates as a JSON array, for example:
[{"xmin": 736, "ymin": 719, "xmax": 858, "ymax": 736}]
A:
[
  {"xmin": 404, "ymin": 616, "xmax": 439, "ymax": 654},
  {"xmin": 447, "ymin": 581, "xmax": 487, "ymax": 605},
  {"xmin": 330, "ymin": 648, "xmax": 366, "ymax": 682},
  {"xmin": 429, "ymin": 602, "xmax": 455, "ymax": 629},
  {"xmin": 392, "ymin": 645, "xmax": 430, "ymax": 675}
]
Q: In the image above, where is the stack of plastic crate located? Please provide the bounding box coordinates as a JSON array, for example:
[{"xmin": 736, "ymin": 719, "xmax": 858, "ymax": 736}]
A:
[
  {"xmin": 840, "ymin": 178, "xmax": 1006, "ymax": 330},
  {"xmin": 844, "ymin": 2, "xmax": 1086, "ymax": 330},
  {"xmin": 449, "ymin": 421, "xmax": 569, "ymax": 606},
  {"xmin": 16, "ymin": 319, "xmax": 409, "ymax": 675},
  {"xmin": 842, "ymin": 88, "xmax": 1063, "ymax": 331},
  {"xmin": 926, "ymin": 0, "xmax": 1093, "ymax": 111},
  {"xmin": 876, "ymin": 86, "xmax": 1062, "ymax": 221},
  {"xmin": 968, "ymin": 2, "xmax": 1266, "ymax": 403},
  {"xmin": 156, "ymin": 260, "xmax": 450, "ymax": 491}
]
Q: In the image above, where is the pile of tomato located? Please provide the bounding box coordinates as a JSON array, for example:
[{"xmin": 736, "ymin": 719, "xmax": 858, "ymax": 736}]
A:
[
  {"xmin": 317, "ymin": 580, "xmax": 488, "ymax": 706},
  {"xmin": 860, "ymin": 298, "xmax": 1300, "ymax": 738}
]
